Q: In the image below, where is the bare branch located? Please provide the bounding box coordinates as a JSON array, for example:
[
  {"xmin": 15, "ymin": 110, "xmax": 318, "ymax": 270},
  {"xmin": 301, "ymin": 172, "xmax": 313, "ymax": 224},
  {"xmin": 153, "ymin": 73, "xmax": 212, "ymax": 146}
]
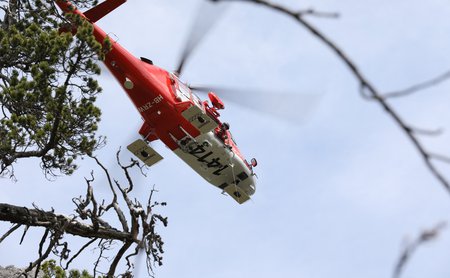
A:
[
  {"xmin": 0, "ymin": 151, "xmax": 167, "ymax": 277},
  {"xmin": 19, "ymin": 225, "xmax": 29, "ymax": 245},
  {"xmin": 64, "ymin": 238, "xmax": 97, "ymax": 270},
  {"xmin": 296, "ymin": 8, "xmax": 339, "ymax": 19},
  {"xmin": 393, "ymin": 222, "xmax": 446, "ymax": 278},
  {"xmin": 431, "ymin": 153, "xmax": 450, "ymax": 164},
  {"xmin": 407, "ymin": 126, "xmax": 443, "ymax": 136},
  {"xmin": 33, "ymin": 229, "xmax": 50, "ymax": 278},
  {"xmin": 92, "ymin": 155, "xmax": 129, "ymax": 232},
  {"xmin": 384, "ymin": 70, "xmax": 450, "ymax": 98},
  {"xmin": 116, "ymin": 150, "xmax": 140, "ymax": 193},
  {"xmin": 0, "ymin": 223, "xmax": 20, "ymax": 243},
  {"xmin": 107, "ymin": 241, "xmax": 133, "ymax": 277},
  {"xmin": 23, "ymin": 230, "xmax": 60, "ymax": 276},
  {"xmin": 93, "ymin": 239, "xmax": 111, "ymax": 277}
]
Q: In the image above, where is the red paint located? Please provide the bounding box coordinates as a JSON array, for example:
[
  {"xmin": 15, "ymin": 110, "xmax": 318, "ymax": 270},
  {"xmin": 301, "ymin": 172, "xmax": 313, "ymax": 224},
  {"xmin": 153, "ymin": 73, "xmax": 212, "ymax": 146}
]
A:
[
  {"xmin": 55, "ymin": 0, "xmax": 253, "ymax": 167},
  {"xmin": 208, "ymin": 92, "xmax": 225, "ymax": 110}
]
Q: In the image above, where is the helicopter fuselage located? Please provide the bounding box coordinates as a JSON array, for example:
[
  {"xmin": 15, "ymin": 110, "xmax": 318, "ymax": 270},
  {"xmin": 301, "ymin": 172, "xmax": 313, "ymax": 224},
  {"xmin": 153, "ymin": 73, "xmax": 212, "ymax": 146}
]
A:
[{"xmin": 56, "ymin": 0, "xmax": 256, "ymax": 203}]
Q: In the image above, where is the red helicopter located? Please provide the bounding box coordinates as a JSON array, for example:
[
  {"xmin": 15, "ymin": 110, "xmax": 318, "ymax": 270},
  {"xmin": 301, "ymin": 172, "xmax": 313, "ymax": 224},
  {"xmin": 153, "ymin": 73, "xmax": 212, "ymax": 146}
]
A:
[{"xmin": 55, "ymin": 0, "xmax": 258, "ymax": 204}]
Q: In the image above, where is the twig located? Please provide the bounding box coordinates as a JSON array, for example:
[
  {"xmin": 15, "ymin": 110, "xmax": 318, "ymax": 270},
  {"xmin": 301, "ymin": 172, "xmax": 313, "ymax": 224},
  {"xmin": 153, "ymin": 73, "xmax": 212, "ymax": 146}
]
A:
[
  {"xmin": 296, "ymin": 8, "xmax": 339, "ymax": 19},
  {"xmin": 34, "ymin": 229, "xmax": 50, "ymax": 278},
  {"xmin": 23, "ymin": 230, "xmax": 61, "ymax": 276},
  {"xmin": 116, "ymin": 149, "xmax": 140, "ymax": 193},
  {"xmin": 393, "ymin": 222, "xmax": 446, "ymax": 278},
  {"xmin": 384, "ymin": 70, "xmax": 450, "ymax": 98},
  {"xmin": 431, "ymin": 153, "xmax": 450, "ymax": 164},
  {"xmin": 92, "ymin": 155, "xmax": 129, "ymax": 232},
  {"xmin": 408, "ymin": 126, "xmax": 443, "ymax": 136},
  {"xmin": 107, "ymin": 241, "xmax": 133, "ymax": 277},
  {"xmin": 0, "ymin": 223, "xmax": 21, "ymax": 243},
  {"xmin": 65, "ymin": 238, "xmax": 97, "ymax": 270},
  {"xmin": 93, "ymin": 239, "xmax": 107, "ymax": 277},
  {"xmin": 19, "ymin": 225, "xmax": 29, "ymax": 245}
]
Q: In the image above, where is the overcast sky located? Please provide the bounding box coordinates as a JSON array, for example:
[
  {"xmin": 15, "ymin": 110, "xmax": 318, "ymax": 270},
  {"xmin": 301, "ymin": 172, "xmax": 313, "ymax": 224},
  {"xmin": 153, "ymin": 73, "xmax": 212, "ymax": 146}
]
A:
[{"xmin": 2, "ymin": 0, "xmax": 450, "ymax": 277}]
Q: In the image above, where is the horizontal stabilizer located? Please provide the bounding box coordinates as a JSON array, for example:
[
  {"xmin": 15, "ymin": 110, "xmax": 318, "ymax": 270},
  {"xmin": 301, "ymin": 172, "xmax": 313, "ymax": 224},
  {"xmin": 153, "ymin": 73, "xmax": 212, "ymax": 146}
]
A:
[
  {"xmin": 127, "ymin": 139, "xmax": 163, "ymax": 167},
  {"xmin": 84, "ymin": 0, "xmax": 126, "ymax": 23}
]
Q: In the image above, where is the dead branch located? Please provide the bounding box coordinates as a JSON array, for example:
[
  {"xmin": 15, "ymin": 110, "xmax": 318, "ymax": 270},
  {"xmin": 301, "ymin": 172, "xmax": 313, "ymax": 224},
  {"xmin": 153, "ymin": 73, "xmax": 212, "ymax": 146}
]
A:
[
  {"xmin": 393, "ymin": 222, "xmax": 446, "ymax": 278},
  {"xmin": 64, "ymin": 238, "xmax": 97, "ymax": 270},
  {"xmin": 0, "ymin": 152, "xmax": 167, "ymax": 277},
  {"xmin": 22, "ymin": 229, "xmax": 58, "ymax": 277},
  {"xmin": 384, "ymin": 69, "xmax": 450, "ymax": 98},
  {"xmin": 0, "ymin": 203, "xmax": 134, "ymax": 241},
  {"xmin": 296, "ymin": 8, "xmax": 339, "ymax": 19},
  {"xmin": 0, "ymin": 223, "xmax": 20, "ymax": 243}
]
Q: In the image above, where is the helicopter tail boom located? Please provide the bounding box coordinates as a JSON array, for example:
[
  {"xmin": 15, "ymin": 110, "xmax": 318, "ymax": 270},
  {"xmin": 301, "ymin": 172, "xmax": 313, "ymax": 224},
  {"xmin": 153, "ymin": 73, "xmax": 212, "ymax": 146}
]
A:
[
  {"xmin": 84, "ymin": 0, "xmax": 126, "ymax": 23},
  {"xmin": 56, "ymin": 0, "xmax": 126, "ymax": 23}
]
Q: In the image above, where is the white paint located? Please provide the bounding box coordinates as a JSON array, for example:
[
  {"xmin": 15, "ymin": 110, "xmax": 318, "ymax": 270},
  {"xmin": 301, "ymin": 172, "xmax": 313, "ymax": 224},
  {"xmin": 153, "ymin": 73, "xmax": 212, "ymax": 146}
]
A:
[{"xmin": 173, "ymin": 131, "xmax": 255, "ymax": 203}]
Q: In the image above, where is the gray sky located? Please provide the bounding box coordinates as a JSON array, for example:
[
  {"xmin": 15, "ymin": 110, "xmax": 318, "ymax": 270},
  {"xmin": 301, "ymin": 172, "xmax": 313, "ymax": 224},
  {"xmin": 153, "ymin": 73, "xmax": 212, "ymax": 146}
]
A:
[{"xmin": 2, "ymin": 0, "xmax": 450, "ymax": 277}]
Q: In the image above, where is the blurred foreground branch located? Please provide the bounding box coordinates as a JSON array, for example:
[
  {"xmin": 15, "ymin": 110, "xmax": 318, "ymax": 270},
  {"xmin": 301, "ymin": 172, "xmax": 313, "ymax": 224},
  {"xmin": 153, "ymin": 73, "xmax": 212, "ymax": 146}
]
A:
[
  {"xmin": 393, "ymin": 222, "xmax": 446, "ymax": 278},
  {"xmin": 220, "ymin": 0, "xmax": 450, "ymax": 194}
]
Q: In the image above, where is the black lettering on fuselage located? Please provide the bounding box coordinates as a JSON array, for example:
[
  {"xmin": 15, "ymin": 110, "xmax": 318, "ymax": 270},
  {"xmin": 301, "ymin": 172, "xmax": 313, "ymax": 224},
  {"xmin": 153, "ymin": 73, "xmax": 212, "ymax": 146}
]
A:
[
  {"xmin": 189, "ymin": 145, "xmax": 206, "ymax": 155},
  {"xmin": 207, "ymin": 158, "xmax": 221, "ymax": 168},
  {"xmin": 198, "ymin": 151, "xmax": 213, "ymax": 163},
  {"xmin": 188, "ymin": 142, "xmax": 230, "ymax": 175},
  {"xmin": 213, "ymin": 165, "xmax": 229, "ymax": 176}
]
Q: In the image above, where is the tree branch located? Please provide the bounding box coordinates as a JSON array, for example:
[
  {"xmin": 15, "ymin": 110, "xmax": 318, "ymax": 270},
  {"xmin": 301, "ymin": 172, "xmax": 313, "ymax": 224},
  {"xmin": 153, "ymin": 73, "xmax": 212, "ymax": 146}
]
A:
[
  {"xmin": 393, "ymin": 222, "xmax": 446, "ymax": 278},
  {"xmin": 0, "ymin": 203, "xmax": 134, "ymax": 242},
  {"xmin": 0, "ymin": 223, "xmax": 21, "ymax": 243},
  {"xmin": 64, "ymin": 238, "xmax": 97, "ymax": 270},
  {"xmin": 0, "ymin": 152, "xmax": 167, "ymax": 277},
  {"xmin": 384, "ymin": 69, "xmax": 450, "ymax": 98}
]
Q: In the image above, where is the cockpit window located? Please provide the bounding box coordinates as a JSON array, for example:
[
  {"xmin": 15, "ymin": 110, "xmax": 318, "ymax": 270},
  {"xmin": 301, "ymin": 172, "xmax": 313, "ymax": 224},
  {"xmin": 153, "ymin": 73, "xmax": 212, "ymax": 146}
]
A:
[
  {"xmin": 172, "ymin": 74, "xmax": 203, "ymax": 106},
  {"xmin": 171, "ymin": 74, "xmax": 190, "ymax": 101},
  {"xmin": 178, "ymin": 79, "xmax": 190, "ymax": 97},
  {"xmin": 229, "ymin": 131, "xmax": 238, "ymax": 146},
  {"xmin": 191, "ymin": 91, "xmax": 203, "ymax": 106}
]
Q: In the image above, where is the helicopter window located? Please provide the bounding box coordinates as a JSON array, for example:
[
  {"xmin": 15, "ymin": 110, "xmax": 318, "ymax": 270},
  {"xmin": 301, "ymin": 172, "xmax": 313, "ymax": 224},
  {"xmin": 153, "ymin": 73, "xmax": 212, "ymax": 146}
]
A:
[
  {"xmin": 231, "ymin": 137, "xmax": 237, "ymax": 146},
  {"xmin": 228, "ymin": 131, "xmax": 238, "ymax": 146},
  {"xmin": 237, "ymin": 171, "xmax": 249, "ymax": 181},
  {"xmin": 178, "ymin": 80, "xmax": 190, "ymax": 97},
  {"xmin": 191, "ymin": 92, "xmax": 203, "ymax": 106},
  {"xmin": 173, "ymin": 76, "xmax": 190, "ymax": 101},
  {"xmin": 173, "ymin": 75, "xmax": 203, "ymax": 106}
]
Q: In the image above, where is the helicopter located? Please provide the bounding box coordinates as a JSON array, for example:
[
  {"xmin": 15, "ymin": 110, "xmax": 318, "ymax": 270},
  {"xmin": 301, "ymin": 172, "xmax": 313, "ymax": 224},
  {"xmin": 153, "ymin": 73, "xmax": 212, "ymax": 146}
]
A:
[{"xmin": 55, "ymin": 0, "xmax": 258, "ymax": 204}]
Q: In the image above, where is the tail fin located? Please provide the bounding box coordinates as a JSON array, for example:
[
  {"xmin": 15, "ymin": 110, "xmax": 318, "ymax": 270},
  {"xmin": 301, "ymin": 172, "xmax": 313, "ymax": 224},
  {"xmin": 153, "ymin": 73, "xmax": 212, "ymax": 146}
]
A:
[
  {"xmin": 84, "ymin": 0, "xmax": 127, "ymax": 23},
  {"xmin": 55, "ymin": 0, "xmax": 126, "ymax": 23}
]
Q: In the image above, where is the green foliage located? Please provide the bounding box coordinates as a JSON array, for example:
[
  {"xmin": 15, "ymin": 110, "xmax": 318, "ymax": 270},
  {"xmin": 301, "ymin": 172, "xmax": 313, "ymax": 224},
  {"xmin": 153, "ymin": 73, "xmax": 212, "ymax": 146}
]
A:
[
  {"xmin": 41, "ymin": 260, "xmax": 104, "ymax": 278},
  {"xmin": 0, "ymin": 0, "xmax": 107, "ymax": 177}
]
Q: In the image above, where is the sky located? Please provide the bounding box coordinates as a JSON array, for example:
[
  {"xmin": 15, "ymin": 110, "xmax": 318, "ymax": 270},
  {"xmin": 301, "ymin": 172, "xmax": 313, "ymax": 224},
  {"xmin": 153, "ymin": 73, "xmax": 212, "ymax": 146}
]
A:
[{"xmin": 2, "ymin": 0, "xmax": 450, "ymax": 277}]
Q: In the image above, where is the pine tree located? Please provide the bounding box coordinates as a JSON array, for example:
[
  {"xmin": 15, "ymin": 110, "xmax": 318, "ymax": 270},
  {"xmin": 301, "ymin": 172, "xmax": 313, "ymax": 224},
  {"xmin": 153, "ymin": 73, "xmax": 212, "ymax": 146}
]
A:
[{"xmin": 0, "ymin": 0, "xmax": 105, "ymax": 178}]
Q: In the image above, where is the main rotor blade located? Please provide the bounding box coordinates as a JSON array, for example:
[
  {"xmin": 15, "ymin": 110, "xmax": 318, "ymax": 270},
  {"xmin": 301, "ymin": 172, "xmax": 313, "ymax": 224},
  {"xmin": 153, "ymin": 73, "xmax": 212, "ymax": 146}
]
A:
[
  {"xmin": 176, "ymin": 0, "xmax": 230, "ymax": 75},
  {"xmin": 190, "ymin": 85, "xmax": 323, "ymax": 124}
]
